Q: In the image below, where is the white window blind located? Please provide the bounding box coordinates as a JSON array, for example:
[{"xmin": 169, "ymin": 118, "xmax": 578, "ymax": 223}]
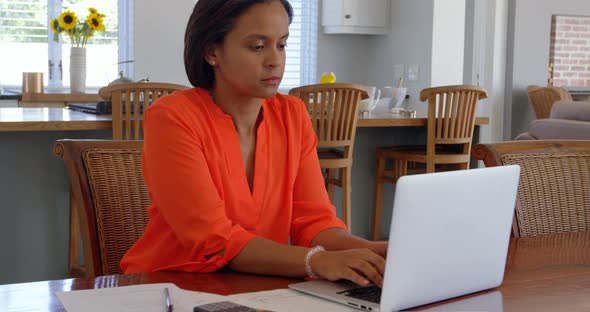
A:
[
  {"xmin": 0, "ymin": 0, "xmax": 47, "ymax": 42},
  {"xmin": 0, "ymin": 0, "xmax": 49, "ymax": 86},
  {"xmin": 281, "ymin": 0, "xmax": 317, "ymax": 91}
]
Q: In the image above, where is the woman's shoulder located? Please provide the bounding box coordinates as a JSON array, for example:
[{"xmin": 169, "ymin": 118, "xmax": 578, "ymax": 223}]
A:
[
  {"xmin": 143, "ymin": 87, "xmax": 215, "ymax": 133},
  {"xmin": 267, "ymin": 92, "xmax": 307, "ymax": 118},
  {"xmin": 148, "ymin": 87, "xmax": 205, "ymax": 111},
  {"xmin": 146, "ymin": 87, "xmax": 211, "ymax": 119}
]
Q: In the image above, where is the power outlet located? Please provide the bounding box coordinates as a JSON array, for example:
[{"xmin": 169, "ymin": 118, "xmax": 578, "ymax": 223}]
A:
[{"xmin": 406, "ymin": 64, "xmax": 420, "ymax": 81}]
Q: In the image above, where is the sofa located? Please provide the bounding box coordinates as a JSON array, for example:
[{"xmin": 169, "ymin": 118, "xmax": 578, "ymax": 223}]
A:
[{"xmin": 516, "ymin": 100, "xmax": 590, "ymax": 140}]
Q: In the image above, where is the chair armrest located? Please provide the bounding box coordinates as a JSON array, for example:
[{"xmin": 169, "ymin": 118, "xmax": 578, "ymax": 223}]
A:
[
  {"xmin": 514, "ymin": 132, "xmax": 536, "ymax": 140},
  {"xmin": 527, "ymin": 118, "xmax": 590, "ymax": 140}
]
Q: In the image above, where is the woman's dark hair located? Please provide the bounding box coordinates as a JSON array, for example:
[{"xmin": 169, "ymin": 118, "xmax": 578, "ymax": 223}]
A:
[{"xmin": 184, "ymin": 0, "xmax": 293, "ymax": 89}]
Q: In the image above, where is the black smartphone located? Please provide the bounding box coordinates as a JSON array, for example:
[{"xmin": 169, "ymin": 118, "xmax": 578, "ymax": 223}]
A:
[{"xmin": 193, "ymin": 300, "xmax": 268, "ymax": 312}]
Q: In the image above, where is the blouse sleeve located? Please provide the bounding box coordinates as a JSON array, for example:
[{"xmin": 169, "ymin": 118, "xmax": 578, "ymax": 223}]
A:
[
  {"xmin": 143, "ymin": 102, "xmax": 256, "ymax": 271},
  {"xmin": 289, "ymin": 98, "xmax": 347, "ymax": 247}
]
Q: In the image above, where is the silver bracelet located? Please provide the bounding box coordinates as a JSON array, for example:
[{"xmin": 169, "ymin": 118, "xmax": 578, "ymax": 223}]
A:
[{"xmin": 305, "ymin": 245, "xmax": 325, "ymax": 279}]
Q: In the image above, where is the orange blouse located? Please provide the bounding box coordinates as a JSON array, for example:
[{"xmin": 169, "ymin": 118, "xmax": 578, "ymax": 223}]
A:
[{"xmin": 120, "ymin": 88, "xmax": 346, "ymax": 273}]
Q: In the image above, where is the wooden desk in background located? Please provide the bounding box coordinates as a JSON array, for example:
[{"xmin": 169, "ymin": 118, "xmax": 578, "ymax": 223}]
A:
[
  {"xmin": 0, "ymin": 107, "xmax": 490, "ymax": 284},
  {"xmin": 357, "ymin": 112, "xmax": 489, "ymax": 127},
  {"xmin": 1, "ymin": 231, "xmax": 588, "ymax": 311},
  {"xmin": 19, "ymin": 91, "xmax": 102, "ymax": 108},
  {"xmin": 0, "ymin": 107, "xmax": 111, "ymax": 131}
]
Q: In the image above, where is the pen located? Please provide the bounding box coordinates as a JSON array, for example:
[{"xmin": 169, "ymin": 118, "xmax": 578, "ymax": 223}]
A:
[{"xmin": 164, "ymin": 287, "xmax": 173, "ymax": 312}]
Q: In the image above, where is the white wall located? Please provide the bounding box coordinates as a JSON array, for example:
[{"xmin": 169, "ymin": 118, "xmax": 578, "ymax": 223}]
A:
[
  {"xmin": 134, "ymin": 0, "xmax": 194, "ymax": 85},
  {"xmin": 431, "ymin": 0, "xmax": 465, "ymax": 86},
  {"xmin": 506, "ymin": 0, "xmax": 590, "ymax": 139},
  {"xmin": 465, "ymin": 0, "xmax": 509, "ymax": 144},
  {"xmin": 133, "ymin": 0, "xmax": 372, "ymax": 87},
  {"xmin": 483, "ymin": 0, "xmax": 509, "ymax": 144},
  {"xmin": 463, "ymin": 0, "xmax": 475, "ymax": 85},
  {"xmin": 366, "ymin": 0, "xmax": 435, "ymax": 113},
  {"xmin": 317, "ymin": 33, "xmax": 371, "ymax": 84}
]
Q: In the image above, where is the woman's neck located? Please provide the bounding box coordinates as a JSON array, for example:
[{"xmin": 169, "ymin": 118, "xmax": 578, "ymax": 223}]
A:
[{"xmin": 210, "ymin": 88, "xmax": 263, "ymax": 135}]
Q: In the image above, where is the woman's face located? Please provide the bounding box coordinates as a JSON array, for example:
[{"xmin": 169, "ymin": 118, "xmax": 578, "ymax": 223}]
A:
[{"xmin": 209, "ymin": 0, "xmax": 289, "ymax": 99}]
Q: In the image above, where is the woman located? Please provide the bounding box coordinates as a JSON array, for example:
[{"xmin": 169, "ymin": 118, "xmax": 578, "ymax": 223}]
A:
[{"xmin": 121, "ymin": 0, "xmax": 387, "ymax": 287}]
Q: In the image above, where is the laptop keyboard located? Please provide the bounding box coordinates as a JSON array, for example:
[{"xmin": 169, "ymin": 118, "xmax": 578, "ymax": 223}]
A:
[{"xmin": 338, "ymin": 285, "xmax": 381, "ymax": 303}]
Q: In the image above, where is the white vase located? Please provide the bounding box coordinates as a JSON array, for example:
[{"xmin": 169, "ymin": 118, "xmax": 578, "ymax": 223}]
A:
[{"xmin": 70, "ymin": 47, "xmax": 86, "ymax": 93}]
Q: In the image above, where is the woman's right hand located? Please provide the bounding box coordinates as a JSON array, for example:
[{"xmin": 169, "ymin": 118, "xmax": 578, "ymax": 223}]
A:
[{"xmin": 310, "ymin": 248, "xmax": 386, "ymax": 287}]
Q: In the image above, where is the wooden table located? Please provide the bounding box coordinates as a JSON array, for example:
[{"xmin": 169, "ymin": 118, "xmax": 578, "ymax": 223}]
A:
[
  {"xmin": 2, "ymin": 231, "xmax": 588, "ymax": 311},
  {"xmin": 0, "ymin": 108, "xmax": 489, "ymax": 132},
  {"xmin": 0, "ymin": 107, "xmax": 111, "ymax": 131},
  {"xmin": 19, "ymin": 92, "xmax": 102, "ymax": 108}
]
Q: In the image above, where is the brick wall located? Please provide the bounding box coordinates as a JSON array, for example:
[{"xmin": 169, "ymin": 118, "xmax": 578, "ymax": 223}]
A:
[{"xmin": 549, "ymin": 15, "xmax": 590, "ymax": 88}]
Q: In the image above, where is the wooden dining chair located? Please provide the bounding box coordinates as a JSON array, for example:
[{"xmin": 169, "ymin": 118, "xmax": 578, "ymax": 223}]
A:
[
  {"xmin": 54, "ymin": 139, "xmax": 150, "ymax": 277},
  {"xmin": 473, "ymin": 140, "xmax": 590, "ymax": 238},
  {"xmin": 289, "ymin": 83, "xmax": 369, "ymax": 230},
  {"xmin": 371, "ymin": 85, "xmax": 488, "ymax": 240},
  {"xmin": 527, "ymin": 85, "xmax": 572, "ymax": 119},
  {"xmin": 98, "ymin": 82, "xmax": 189, "ymax": 140}
]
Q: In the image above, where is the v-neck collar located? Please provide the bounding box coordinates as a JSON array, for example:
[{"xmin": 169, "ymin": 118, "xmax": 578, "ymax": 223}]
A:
[{"xmin": 203, "ymin": 89, "xmax": 270, "ymax": 222}]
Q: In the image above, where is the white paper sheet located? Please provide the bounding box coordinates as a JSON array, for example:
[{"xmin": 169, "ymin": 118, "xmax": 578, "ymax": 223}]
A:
[
  {"xmin": 229, "ymin": 288, "xmax": 357, "ymax": 312},
  {"xmin": 56, "ymin": 283, "xmax": 363, "ymax": 312},
  {"xmin": 55, "ymin": 283, "xmax": 226, "ymax": 312}
]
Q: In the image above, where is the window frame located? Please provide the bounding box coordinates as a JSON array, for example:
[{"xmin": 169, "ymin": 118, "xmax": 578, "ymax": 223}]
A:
[{"xmin": 279, "ymin": 0, "xmax": 318, "ymax": 93}]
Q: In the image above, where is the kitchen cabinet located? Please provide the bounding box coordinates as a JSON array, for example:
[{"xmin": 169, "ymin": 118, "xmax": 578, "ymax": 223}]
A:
[{"xmin": 322, "ymin": 0, "xmax": 390, "ymax": 35}]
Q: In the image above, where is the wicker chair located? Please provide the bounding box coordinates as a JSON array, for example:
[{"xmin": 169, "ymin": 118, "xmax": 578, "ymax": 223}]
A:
[
  {"xmin": 289, "ymin": 83, "xmax": 369, "ymax": 230},
  {"xmin": 61, "ymin": 82, "xmax": 185, "ymax": 275},
  {"xmin": 54, "ymin": 139, "xmax": 150, "ymax": 277},
  {"xmin": 527, "ymin": 85, "xmax": 572, "ymax": 119},
  {"xmin": 371, "ymin": 85, "xmax": 487, "ymax": 240},
  {"xmin": 472, "ymin": 140, "xmax": 590, "ymax": 237},
  {"xmin": 99, "ymin": 82, "xmax": 189, "ymax": 140}
]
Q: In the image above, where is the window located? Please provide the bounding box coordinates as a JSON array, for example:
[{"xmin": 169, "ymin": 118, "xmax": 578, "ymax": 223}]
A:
[
  {"xmin": 549, "ymin": 15, "xmax": 590, "ymax": 90},
  {"xmin": 281, "ymin": 0, "xmax": 318, "ymax": 91},
  {"xmin": 0, "ymin": 0, "xmax": 132, "ymax": 89}
]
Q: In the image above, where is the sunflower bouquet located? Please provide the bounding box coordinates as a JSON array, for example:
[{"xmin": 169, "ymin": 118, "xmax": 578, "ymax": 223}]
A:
[{"xmin": 50, "ymin": 8, "xmax": 106, "ymax": 47}]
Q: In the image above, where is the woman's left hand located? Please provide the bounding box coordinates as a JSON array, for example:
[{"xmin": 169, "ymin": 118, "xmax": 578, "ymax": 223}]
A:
[
  {"xmin": 367, "ymin": 241, "xmax": 388, "ymax": 258},
  {"xmin": 310, "ymin": 228, "xmax": 388, "ymax": 259}
]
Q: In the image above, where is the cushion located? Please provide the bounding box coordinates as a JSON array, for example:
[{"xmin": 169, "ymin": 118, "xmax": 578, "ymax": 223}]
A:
[
  {"xmin": 550, "ymin": 100, "xmax": 590, "ymax": 121},
  {"xmin": 527, "ymin": 118, "xmax": 590, "ymax": 140}
]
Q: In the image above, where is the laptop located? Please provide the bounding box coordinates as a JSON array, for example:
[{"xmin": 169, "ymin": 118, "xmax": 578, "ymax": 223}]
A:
[
  {"xmin": 68, "ymin": 101, "xmax": 112, "ymax": 115},
  {"xmin": 289, "ymin": 165, "xmax": 520, "ymax": 311},
  {"xmin": 68, "ymin": 101, "xmax": 144, "ymax": 115}
]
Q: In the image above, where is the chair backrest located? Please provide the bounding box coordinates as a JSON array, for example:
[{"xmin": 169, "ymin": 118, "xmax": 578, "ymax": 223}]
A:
[
  {"xmin": 288, "ymin": 83, "xmax": 369, "ymax": 154},
  {"xmin": 420, "ymin": 85, "xmax": 488, "ymax": 157},
  {"xmin": 472, "ymin": 140, "xmax": 590, "ymax": 237},
  {"xmin": 99, "ymin": 82, "xmax": 189, "ymax": 140},
  {"xmin": 527, "ymin": 85, "xmax": 573, "ymax": 119},
  {"xmin": 54, "ymin": 139, "xmax": 150, "ymax": 276}
]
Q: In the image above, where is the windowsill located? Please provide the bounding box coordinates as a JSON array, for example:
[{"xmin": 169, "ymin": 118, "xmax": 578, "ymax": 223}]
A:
[
  {"xmin": 45, "ymin": 86, "xmax": 102, "ymax": 94},
  {"xmin": 1, "ymin": 86, "xmax": 102, "ymax": 97}
]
